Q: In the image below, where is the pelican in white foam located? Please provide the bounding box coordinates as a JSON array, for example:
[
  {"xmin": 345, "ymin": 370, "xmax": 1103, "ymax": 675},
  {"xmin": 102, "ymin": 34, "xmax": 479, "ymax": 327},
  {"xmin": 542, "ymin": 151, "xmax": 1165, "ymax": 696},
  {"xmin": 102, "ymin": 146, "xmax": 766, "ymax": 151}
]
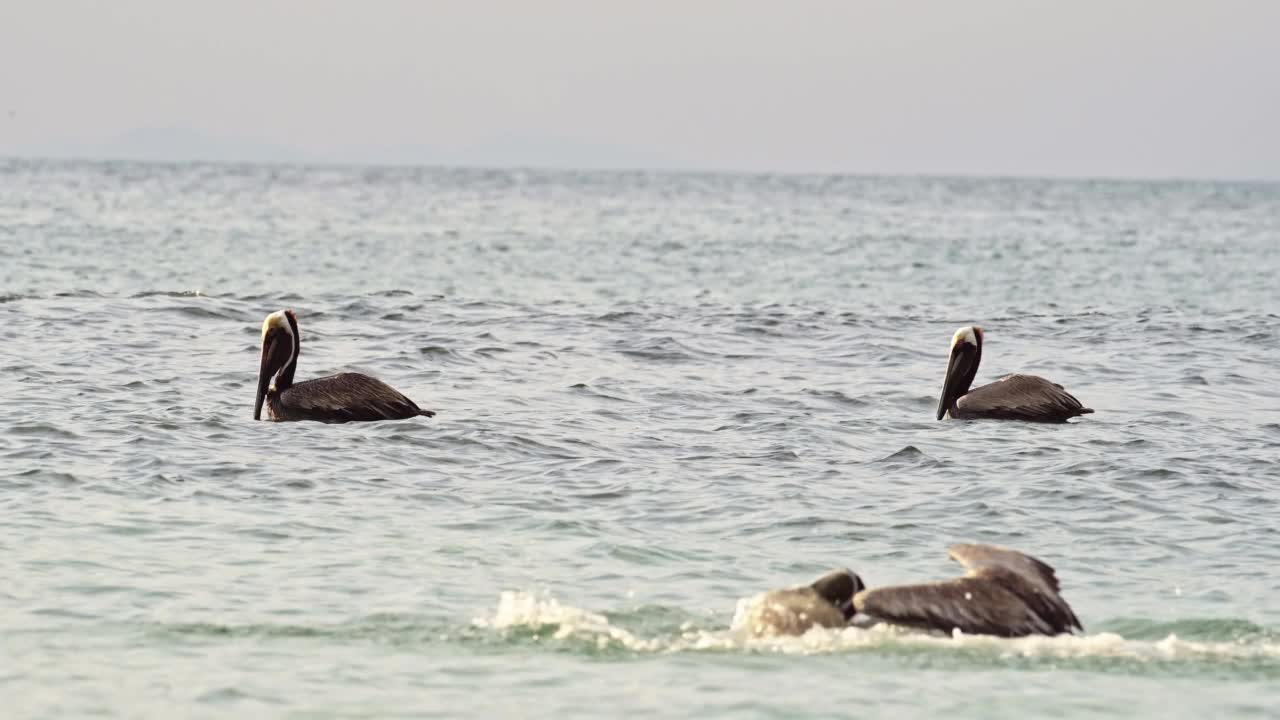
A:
[{"xmin": 743, "ymin": 544, "xmax": 1082, "ymax": 638}]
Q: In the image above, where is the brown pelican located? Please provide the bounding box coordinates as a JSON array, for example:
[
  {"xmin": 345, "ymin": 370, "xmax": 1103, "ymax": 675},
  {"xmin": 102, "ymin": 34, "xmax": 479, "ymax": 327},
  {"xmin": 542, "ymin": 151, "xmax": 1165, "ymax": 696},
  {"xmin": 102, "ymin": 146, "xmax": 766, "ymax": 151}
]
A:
[
  {"xmin": 253, "ymin": 309, "xmax": 435, "ymax": 423},
  {"xmin": 936, "ymin": 326, "xmax": 1092, "ymax": 422},
  {"xmin": 744, "ymin": 544, "xmax": 1081, "ymax": 638}
]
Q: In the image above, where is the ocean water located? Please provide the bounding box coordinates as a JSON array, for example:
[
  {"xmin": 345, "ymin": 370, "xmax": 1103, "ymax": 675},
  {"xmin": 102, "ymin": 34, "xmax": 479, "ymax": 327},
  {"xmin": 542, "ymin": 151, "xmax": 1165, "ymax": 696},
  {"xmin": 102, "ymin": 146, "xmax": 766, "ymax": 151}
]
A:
[{"xmin": 1, "ymin": 158, "xmax": 1278, "ymax": 718}]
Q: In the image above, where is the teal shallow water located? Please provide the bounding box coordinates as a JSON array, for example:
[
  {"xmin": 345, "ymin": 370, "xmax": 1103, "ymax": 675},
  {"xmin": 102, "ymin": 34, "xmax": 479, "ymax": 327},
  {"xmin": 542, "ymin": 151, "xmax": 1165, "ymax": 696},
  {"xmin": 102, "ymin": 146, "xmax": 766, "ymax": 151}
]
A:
[{"xmin": 1, "ymin": 159, "xmax": 1278, "ymax": 718}]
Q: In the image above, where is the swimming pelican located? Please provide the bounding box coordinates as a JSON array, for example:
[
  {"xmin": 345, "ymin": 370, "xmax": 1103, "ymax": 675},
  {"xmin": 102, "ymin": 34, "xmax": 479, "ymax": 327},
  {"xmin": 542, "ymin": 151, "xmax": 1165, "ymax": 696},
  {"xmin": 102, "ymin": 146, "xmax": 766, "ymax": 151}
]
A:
[
  {"xmin": 936, "ymin": 326, "xmax": 1092, "ymax": 422},
  {"xmin": 744, "ymin": 544, "xmax": 1081, "ymax": 638},
  {"xmin": 253, "ymin": 309, "xmax": 435, "ymax": 423}
]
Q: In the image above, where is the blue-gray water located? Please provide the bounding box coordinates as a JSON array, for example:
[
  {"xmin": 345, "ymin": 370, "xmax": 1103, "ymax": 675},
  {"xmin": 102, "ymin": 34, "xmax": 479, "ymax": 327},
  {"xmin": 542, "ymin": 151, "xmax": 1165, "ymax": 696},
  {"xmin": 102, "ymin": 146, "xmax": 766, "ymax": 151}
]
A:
[{"xmin": 2, "ymin": 159, "xmax": 1278, "ymax": 718}]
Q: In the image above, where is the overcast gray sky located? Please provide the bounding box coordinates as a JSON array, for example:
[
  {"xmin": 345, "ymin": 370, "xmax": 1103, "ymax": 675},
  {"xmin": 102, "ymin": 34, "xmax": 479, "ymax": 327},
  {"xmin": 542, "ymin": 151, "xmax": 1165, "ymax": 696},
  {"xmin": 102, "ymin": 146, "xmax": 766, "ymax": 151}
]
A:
[{"xmin": 1, "ymin": 1, "xmax": 1276, "ymax": 179}]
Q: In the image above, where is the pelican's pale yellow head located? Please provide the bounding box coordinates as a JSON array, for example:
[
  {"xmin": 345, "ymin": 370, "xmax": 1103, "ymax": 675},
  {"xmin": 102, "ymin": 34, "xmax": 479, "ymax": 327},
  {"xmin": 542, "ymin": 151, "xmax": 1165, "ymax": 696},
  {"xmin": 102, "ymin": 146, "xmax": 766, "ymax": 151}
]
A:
[
  {"xmin": 261, "ymin": 309, "xmax": 294, "ymax": 341},
  {"xmin": 950, "ymin": 325, "xmax": 983, "ymax": 350}
]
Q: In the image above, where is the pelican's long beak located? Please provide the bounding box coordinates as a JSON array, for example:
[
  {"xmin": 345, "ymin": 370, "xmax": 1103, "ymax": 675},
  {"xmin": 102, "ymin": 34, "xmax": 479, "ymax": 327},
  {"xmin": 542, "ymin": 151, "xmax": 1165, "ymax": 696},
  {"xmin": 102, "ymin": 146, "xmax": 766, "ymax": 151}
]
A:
[
  {"xmin": 254, "ymin": 332, "xmax": 287, "ymax": 420},
  {"xmin": 936, "ymin": 345, "xmax": 964, "ymax": 420},
  {"xmin": 254, "ymin": 340, "xmax": 274, "ymax": 421},
  {"xmin": 936, "ymin": 337, "xmax": 979, "ymax": 420}
]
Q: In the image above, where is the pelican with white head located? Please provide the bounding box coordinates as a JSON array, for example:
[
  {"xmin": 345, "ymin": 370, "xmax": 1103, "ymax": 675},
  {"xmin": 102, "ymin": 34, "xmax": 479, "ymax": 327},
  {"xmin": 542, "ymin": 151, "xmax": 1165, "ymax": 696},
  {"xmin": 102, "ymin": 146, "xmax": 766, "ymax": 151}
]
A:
[
  {"xmin": 253, "ymin": 308, "xmax": 435, "ymax": 423},
  {"xmin": 935, "ymin": 324, "xmax": 1092, "ymax": 422}
]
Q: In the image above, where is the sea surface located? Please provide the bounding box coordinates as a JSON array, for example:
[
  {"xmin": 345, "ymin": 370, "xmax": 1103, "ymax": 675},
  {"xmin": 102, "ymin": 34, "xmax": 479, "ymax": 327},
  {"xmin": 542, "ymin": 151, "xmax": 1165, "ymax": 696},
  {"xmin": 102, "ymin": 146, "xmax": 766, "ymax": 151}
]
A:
[{"xmin": 1, "ymin": 158, "xmax": 1278, "ymax": 718}]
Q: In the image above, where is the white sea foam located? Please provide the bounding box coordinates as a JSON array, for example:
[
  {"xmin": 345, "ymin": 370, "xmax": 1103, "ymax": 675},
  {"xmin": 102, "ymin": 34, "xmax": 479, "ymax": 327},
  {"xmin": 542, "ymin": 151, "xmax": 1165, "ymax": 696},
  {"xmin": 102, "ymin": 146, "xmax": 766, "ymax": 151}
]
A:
[{"xmin": 473, "ymin": 590, "xmax": 667, "ymax": 652}]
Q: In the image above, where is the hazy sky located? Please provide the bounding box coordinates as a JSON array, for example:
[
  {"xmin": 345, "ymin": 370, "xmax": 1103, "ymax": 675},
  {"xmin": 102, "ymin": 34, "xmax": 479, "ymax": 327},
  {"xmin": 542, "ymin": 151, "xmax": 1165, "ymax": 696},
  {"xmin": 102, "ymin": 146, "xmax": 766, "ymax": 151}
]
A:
[{"xmin": 1, "ymin": 1, "xmax": 1277, "ymax": 178}]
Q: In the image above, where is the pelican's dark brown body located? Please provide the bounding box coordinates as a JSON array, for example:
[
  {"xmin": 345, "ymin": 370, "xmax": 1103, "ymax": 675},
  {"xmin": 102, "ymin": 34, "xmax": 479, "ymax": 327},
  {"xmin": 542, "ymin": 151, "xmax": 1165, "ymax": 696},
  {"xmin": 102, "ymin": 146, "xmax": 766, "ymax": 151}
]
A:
[{"xmin": 254, "ymin": 309, "xmax": 434, "ymax": 424}]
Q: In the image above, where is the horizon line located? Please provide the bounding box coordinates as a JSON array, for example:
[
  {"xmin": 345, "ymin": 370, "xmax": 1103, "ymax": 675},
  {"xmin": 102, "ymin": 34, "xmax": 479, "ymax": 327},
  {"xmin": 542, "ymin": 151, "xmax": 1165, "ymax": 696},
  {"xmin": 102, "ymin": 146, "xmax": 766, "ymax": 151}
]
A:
[{"xmin": 1, "ymin": 151, "xmax": 1276, "ymax": 187}]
